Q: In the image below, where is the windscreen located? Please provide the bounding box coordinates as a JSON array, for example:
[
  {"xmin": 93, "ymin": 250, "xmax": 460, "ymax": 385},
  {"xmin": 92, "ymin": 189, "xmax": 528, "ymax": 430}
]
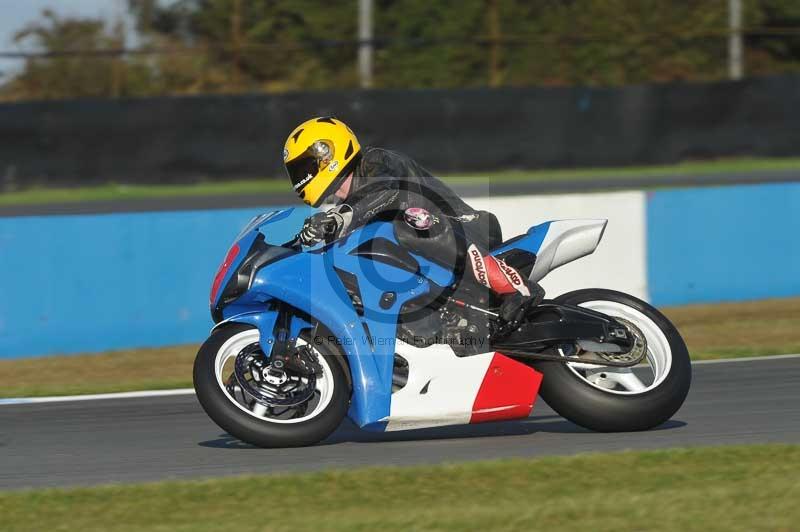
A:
[{"xmin": 234, "ymin": 209, "xmax": 295, "ymax": 242}]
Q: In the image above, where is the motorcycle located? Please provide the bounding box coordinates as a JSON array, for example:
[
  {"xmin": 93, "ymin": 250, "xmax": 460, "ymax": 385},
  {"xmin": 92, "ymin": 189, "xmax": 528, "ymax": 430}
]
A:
[{"xmin": 194, "ymin": 208, "xmax": 691, "ymax": 447}]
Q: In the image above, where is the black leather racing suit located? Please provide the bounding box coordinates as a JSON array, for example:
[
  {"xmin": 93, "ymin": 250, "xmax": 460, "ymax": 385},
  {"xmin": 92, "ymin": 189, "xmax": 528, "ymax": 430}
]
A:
[
  {"xmin": 308, "ymin": 146, "xmax": 543, "ymax": 321},
  {"xmin": 343, "ymin": 147, "xmax": 499, "ymax": 249}
]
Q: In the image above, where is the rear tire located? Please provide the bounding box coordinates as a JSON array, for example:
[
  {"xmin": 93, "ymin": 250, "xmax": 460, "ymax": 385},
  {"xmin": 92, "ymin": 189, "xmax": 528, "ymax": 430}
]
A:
[
  {"xmin": 534, "ymin": 289, "xmax": 691, "ymax": 432},
  {"xmin": 194, "ymin": 323, "xmax": 350, "ymax": 448}
]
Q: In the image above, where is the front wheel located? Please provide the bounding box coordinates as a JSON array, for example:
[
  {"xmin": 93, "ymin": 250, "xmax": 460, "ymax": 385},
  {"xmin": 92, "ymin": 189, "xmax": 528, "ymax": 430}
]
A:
[
  {"xmin": 534, "ymin": 289, "xmax": 691, "ymax": 432},
  {"xmin": 194, "ymin": 323, "xmax": 350, "ymax": 447}
]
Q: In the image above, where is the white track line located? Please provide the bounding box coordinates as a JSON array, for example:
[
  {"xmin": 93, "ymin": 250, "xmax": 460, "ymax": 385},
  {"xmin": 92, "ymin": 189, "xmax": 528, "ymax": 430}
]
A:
[
  {"xmin": 1, "ymin": 353, "xmax": 797, "ymax": 406},
  {"xmin": 0, "ymin": 388, "xmax": 195, "ymax": 406},
  {"xmin": 691, "ymin": 353, "xmax": 800, "ymax": 365}
]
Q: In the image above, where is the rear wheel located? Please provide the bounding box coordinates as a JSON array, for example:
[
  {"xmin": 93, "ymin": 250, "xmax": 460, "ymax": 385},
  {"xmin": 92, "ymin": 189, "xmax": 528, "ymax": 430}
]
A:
[
  {"xmin": 534, "ymin": 289, "xmax": 691, "ymax": 432},
  {"xmin": 194, "ymin": 323, "xmax": 350, "ymax": 447}
]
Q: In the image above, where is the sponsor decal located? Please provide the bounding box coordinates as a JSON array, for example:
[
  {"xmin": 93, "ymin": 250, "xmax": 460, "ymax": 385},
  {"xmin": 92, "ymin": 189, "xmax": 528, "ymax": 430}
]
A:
[
  {"xmin": 404, "ymin": 207, "xmax": 434, "ymax": 230},
  {"xmin": 328, "ymin": 160, "xmax": 339, "ymax": 173},
  {"xmin": 468, "ymin": 244, "xmax": 490, "ymax": 288},
  {"xmin": 292, "ymin": 173, "xmax": 315, "ymax": 190},
  {"xmin": 497, "ymin": 259, "xmax": 530, "ymax": 296},
  {"xmin": 363, "ymin": 189, "xmax": 400, "ymax": 219}
]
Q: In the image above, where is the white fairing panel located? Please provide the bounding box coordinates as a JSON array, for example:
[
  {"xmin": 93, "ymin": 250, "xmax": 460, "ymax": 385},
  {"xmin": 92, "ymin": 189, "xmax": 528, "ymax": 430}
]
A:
[
  {"xmin": 529, "ymin": 219, "xmax": 608, "ymax": 283},
  {"xmin": 383, "ymin": 341, "xmax": 494, "ymax": 431}
]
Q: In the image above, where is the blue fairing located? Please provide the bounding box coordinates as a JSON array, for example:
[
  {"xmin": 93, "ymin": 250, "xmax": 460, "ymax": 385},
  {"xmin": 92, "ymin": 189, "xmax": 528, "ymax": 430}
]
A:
[
  {"xmin": 490, "ymin": 221, "xmax": 551, "ymax": 258},
  {"xmin": 213, "ymin": 210, "xmax": 549, "ymax": 428},
  {"xmin": 210, "ymin": 209, "xmax": 297, "ymax": 309}
]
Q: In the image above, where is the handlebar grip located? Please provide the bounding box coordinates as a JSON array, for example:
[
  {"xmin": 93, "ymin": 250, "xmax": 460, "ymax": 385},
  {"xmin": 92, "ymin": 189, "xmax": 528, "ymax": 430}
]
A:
[{"xmin": 285, "ymin": 234, "xmax": 303, "ymax": 249}]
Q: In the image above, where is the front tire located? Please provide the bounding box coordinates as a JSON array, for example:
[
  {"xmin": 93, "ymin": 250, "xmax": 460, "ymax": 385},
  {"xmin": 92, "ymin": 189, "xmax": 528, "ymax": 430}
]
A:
[
  {"xmin": 534, "ymin": 289, "xmax": 691, "ymax": 432},
  {"xmin": 194, "ymin": 323, "xmax": 350, "ymax": 447}
]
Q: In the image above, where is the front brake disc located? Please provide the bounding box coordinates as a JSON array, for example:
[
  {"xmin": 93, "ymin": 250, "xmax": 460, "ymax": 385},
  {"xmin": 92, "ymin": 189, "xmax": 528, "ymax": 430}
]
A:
[{"xmin": 233, "ymin": 344, "xmax": 317, "ymax": 407}]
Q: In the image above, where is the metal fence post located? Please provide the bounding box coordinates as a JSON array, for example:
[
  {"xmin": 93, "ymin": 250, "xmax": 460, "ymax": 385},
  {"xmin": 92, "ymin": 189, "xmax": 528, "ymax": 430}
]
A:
[
  {"xmin": 728, "ymin": 0, "xmax": 743, "ymax": 80},
  {"xmin": 358, "ymin": 0, "xmax": 374, "ymax": 89}
]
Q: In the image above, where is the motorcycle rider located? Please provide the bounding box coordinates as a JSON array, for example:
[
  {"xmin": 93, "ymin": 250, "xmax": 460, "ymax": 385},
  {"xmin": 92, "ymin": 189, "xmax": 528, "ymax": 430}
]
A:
[{"xmin": 282, "ymin": 116, "xmax": 544, "ymax": 322}]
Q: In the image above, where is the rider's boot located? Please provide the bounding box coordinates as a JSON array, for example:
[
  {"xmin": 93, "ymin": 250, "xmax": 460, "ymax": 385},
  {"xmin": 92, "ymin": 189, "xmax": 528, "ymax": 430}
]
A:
[
  {"xmin": 467, "ymin": 243, "xmax": 544, "ymax": 322},
  {"xmin": 499, "ymin": 282, "xmax": 545, "ymax": 323}
]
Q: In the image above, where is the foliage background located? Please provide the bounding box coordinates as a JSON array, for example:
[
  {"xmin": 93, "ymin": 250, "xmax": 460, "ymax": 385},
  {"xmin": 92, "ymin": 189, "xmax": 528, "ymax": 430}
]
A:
[{"xmin": 2, "ymin": 0, "xmax": 800, "ymax": 100}]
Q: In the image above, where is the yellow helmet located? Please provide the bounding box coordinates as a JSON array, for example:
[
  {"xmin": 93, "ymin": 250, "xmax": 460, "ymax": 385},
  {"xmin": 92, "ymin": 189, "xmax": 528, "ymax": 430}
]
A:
[{"xmin": 283, "ymin": 117, "xmax": 361, "ymax": 207}]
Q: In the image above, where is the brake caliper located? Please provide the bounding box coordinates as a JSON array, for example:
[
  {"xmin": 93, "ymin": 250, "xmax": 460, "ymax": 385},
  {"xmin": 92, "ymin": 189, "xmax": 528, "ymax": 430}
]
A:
[
  {"xmin": 272, "ymin": 345, "xmax": 324, "ymax": 377},
  {"xmin": 596, "ymin": 317, "xmax": 648, "ymax": 365}
]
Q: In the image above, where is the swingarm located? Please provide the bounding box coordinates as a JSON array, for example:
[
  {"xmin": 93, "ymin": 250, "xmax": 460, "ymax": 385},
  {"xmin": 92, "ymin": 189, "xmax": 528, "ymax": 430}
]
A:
[{"xmin": 491, "ymin": 303, "xmax": 648, "ymax": 368}]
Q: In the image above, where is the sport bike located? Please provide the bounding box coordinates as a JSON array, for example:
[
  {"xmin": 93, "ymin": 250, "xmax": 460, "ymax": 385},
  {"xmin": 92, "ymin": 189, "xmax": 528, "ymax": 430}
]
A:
[{"xmin": 195, "ymin": 208, "xmax": 691, "ymax": 447}]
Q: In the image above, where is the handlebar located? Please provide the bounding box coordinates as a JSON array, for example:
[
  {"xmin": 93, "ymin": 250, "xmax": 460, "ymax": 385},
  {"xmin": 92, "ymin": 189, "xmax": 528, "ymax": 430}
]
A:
[{"xmin": 283, "ymin": 234, "xmax": 303, "ymax": 251}]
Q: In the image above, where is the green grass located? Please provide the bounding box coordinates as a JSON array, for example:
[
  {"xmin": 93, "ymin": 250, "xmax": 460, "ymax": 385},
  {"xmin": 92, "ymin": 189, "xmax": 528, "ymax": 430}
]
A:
[
  {"xmin": 448, "ymin": 156, "xmax": 800, "ymax": 183},
  {"xmin": 661, "ymin": 297, "xmax": 800, "ymax": 361},
  {"xmin": 0, "ymin": 179, "xmax": 289, "ymax": 207},
  {"xmin": 1, "ymin": 297, "xmax": 798, "ymax": 398},
  {"xmin": 0, "ymin": 344, "xmax": 197, "ymax": 398},
  {"xmin": 1, "ymin": 445, "xmax": 798, "ymax": 531},
  {"xmin": 2, "ymin": 156, "xmax": 799, "ymax": 207}
]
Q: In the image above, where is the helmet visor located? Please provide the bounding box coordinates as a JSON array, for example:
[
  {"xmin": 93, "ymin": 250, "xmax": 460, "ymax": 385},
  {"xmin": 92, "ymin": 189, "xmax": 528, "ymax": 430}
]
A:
[{"xmin": 286, "ymin": 154, "xmax": 320, "ymax": 192}]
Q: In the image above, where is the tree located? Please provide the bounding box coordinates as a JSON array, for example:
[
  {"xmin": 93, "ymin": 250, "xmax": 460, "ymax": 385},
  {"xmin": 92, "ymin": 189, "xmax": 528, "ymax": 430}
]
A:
[
  {"xmin": 370, "ymin": 0, "xmax": 489, "ymax": 88},
  {"xmin": 1, "ymin": 9, "xmax": 155, "ymax": 101},
  {"xmin": 5, "ymin": 1, "xmax": 800, "ymax": 101},
  {"xmin": 747, "ymin": 0, "xmax": 800, "ymax": 75},
  {"xmin": 128, "ymin": 0, "xmax": 359, "ymax": 92}
]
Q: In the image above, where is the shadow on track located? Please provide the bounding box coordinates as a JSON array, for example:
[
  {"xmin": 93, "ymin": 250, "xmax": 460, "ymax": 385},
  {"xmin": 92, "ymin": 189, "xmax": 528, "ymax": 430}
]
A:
[{"xmin": 197, "ymin": 416, "xmax": 687, "ymax": 449}]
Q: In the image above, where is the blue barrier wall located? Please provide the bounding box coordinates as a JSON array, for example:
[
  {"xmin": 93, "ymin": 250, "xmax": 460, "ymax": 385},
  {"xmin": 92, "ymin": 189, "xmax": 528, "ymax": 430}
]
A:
[
  {"xmin": 3, "ymin": 182, "xmax": 799, "ymax": 359},
  {"xmin": 0, "ymin": 206, "xmax": 310, "ymax": 359},
  {"xmin": 647, "ymin": 182, "xmax": 800, "ymax": 306}
]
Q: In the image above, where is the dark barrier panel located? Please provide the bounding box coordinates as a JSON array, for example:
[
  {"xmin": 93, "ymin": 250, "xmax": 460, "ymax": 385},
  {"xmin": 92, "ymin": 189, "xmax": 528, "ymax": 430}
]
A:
[{"xmin": 3, "ymin": 75, "xmax": 800, "ymax": 188}]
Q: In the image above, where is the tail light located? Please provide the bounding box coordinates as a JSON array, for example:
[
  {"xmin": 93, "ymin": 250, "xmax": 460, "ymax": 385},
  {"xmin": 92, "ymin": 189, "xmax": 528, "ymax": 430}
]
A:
[{"xmin": 210, "ymin": 243, "xmax": 240, "ymax": 306}]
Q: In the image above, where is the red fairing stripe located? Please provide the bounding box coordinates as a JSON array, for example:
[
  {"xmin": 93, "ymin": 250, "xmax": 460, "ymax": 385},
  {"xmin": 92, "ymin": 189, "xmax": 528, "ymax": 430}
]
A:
[
  {"xmin": 470, "ymin": 353, "xmax": 543, "ymax": 424},
  {"xmin": 209, "ymin": 243, "xmax": 240, "ymax": 306}
]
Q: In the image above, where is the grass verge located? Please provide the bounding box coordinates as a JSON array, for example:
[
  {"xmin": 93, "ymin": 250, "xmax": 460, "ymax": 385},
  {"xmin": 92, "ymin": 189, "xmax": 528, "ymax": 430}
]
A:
[
  {"xmin": 1, "ymin": 297, "xmax": 798, "ymax": 398},
  {"xmin": 661, "ymin": 296, "xmax": 800, "ymax": 360},
  {"xmin": 449, "ymin": 156, "xmax": 800, "ymax": 183},
  {"xmin": 2, "ymin": 157, "xmax": 799, "ymax": 207},
  {"xmin": 1, "ymin": 445, "xmax": 798, "ymax": 531}
]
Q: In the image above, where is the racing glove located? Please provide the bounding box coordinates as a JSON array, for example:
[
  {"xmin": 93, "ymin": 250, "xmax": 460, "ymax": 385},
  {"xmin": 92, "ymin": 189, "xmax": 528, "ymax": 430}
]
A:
[{"xmin": 298, "ymin": 206, "xmax": 353, "ymax": 246}]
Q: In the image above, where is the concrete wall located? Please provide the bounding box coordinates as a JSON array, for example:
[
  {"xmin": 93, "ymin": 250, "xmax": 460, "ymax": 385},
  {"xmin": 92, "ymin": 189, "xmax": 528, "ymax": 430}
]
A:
[
  {"xmin": 2, "ymin": 182, "xmax": 798, "ymax": 359},
  {"xmin": 469, "ymin": 191, "xmax": 648, "ymax": 301}
]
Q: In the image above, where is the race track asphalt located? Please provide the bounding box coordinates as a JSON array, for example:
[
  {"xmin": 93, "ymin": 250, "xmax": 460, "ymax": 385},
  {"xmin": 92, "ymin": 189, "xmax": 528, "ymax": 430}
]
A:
[{"xmin": 1, "ymin": 356, "xmax": 799, "ymax": 490}]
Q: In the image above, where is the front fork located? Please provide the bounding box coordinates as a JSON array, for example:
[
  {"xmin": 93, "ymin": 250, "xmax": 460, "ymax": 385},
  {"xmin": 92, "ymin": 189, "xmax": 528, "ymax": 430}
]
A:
[
  {"xmin": 213, "ymin": 303, "xmax": 316, "ymax": 371},
  {"xmin": 268, "ymin": 306, "xmax": 322, "ymax": 377}
]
